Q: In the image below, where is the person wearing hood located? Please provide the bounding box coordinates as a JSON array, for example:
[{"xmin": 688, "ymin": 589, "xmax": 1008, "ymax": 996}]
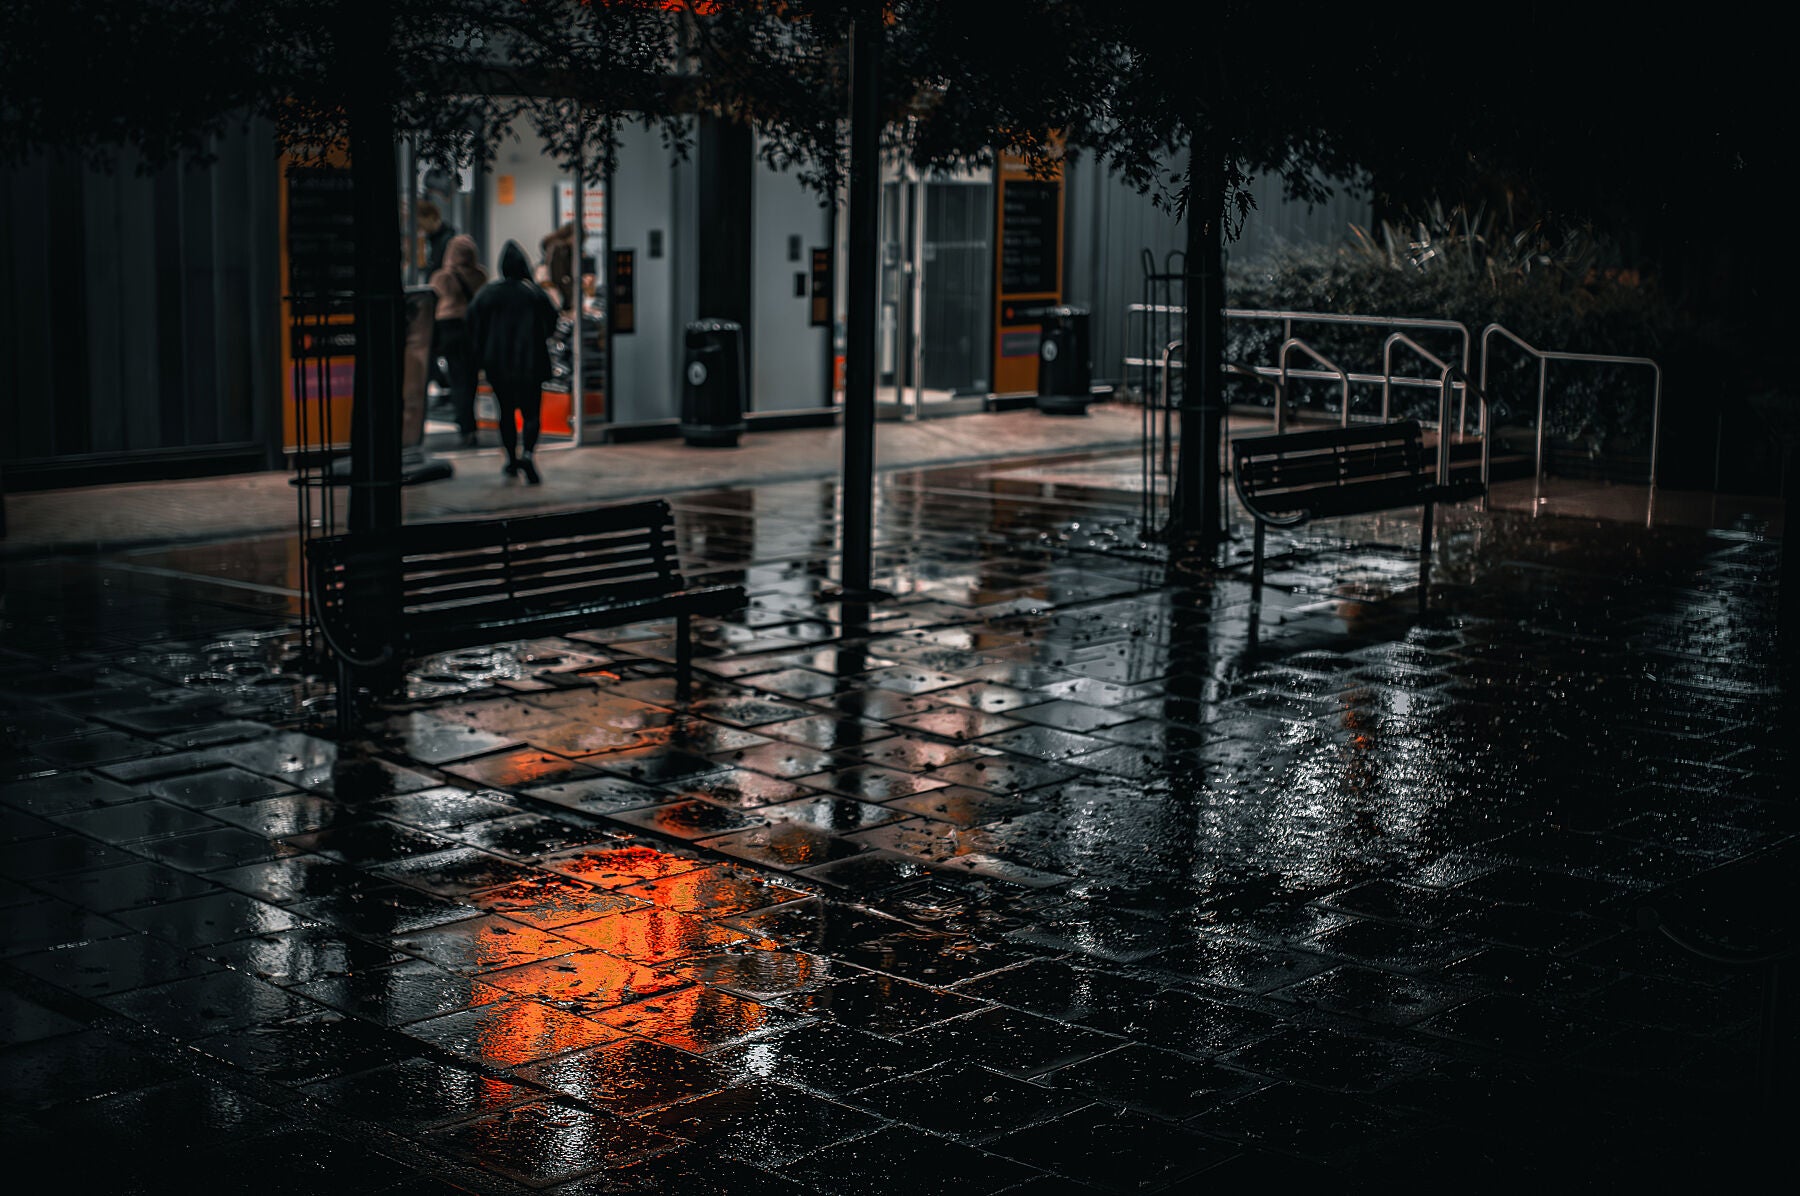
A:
[
  {"xmin": 467, "ymin": 240, "xmax": 559, "ymax": 484},
  {"xmin": 429, "ymin": 234, "xmax": 488, "ymax": 447}
]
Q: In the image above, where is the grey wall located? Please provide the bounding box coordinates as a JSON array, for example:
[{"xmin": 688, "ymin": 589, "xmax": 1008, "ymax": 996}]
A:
[
  {"xmin": 1064, "ymin": 151, "xmax": 1369, "ymax": 393},
  {"xmin": 750, "ymin": 134, "xmax": 832, "ymax": 412},
  {"xmin": 607, "ymin": 120, "xmax": 692, "ymax": 424},
  {"xmin": 481, "ymin": 119, "xmax": 568, "ymax": 276},
  {"xmin": 1, "ymin": 122, "xmax": 281, "ymax": 488}
]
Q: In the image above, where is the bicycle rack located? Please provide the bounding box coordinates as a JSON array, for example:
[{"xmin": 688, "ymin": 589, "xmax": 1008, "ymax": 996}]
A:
[{"xmin": 1140, "ymin": 341, "xmax": 1277, "ymax": 534}]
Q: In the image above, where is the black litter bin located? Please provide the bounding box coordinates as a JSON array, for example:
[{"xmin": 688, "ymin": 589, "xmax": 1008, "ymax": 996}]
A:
[
  {"xmin": 681, "ymin": 318, "xmax": 747, "ymax": 447},
  {"xmin": 1035, "ymin": 305, "xmax": 1093, "ymax": 415}
]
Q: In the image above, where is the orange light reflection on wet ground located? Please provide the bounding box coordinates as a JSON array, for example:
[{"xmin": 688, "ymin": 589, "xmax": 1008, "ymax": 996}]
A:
[{"xmin": 546, "ymin": 842, "xmax": 709, "ymax": 887}]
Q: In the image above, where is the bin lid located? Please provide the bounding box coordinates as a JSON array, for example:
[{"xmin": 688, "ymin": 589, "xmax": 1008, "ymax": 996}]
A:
[{"xmin": 686, "ymin": 318, "xmax": 743, "ymax": 333}]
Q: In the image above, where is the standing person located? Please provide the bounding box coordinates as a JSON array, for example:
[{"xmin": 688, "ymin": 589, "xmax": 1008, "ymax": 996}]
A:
[
  {"xmin": 467, "ymin": 240, "xmax": 558, "ymax": 485},
  {"xmin": 417, "ymin": 200, "xmax": 457, "ymax": 278},
  {"xmin": 541, "ymin": 221, "xmax": 577, "ymax": 314},
  {"xmin": 429, "ymin": 234, "xmax": 487, "ymax": 448},
  {"xmin": 417, "ymin": 201, "xmax": 458, "ymax": 392}
]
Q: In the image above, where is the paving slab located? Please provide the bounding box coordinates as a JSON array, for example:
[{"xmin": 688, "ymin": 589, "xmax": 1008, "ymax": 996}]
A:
[{"xmin": 1, "ymin": 444, "xmax": 1792, "ymax": 1190}]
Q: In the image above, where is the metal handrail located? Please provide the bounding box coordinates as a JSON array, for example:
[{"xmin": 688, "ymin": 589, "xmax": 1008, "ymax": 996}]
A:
[
  {"xmin": 1383, "ymin": 332, "xmax": 1464, "ymax": 427},
  {"xmin": 1122, "ymin": 306, "xmax": 1471, "ymax": 373},
  {"xmin": 1439, "ymin": 367, "xmax": 1492, "ymax": 505},
  {"xmin": 1140, "ymin": 343, "xmax": 1275, "ymax": 530},
  {"xmin": 1480, "ymin": 322, "xmax": 1663, "ymax": 524},
  {"xmin": 1147, "ymin": 337, "xmax": 1182, "ymax": 523},
  {"xmin": 1226, "ymin": 309, "xmax": 1472, "ymax": 377},
  {"xmin": 1123, "ymin": 307, "xmax": 1475, "ymax": 436},
  {"xmin": 1277, "ymin": 338, "xmax": 1351, "ymax": 433}
]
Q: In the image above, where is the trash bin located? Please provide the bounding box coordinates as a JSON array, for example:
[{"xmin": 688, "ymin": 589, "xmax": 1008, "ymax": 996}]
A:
[
  {"xmin": 1035, "ymin": 305, "xmax": 1092, "ymax": 415},
  {"xmin": 681, "ymin": 318, "xmax": 747, "ymax": 447}
]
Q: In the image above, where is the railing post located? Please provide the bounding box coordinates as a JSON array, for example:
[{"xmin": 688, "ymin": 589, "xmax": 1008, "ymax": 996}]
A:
[
  {"xmin": 1534, "ymin": 357, "xmax": 1549, "ymax": 509},
  {"xmin": 1381, "ymin": 336, "xmax": 1395, "ymax": 423},
  {"xmin": 1436, "ymin": 370, "xmax": 1453, "ymax": 484},
  {"xmin": 1277, "ymin": 341, "xmax": 1291, "ymax": 433},
  {"xmin": 1647, "ymin": 363, "xmax": 1664, "ymax": 528}
]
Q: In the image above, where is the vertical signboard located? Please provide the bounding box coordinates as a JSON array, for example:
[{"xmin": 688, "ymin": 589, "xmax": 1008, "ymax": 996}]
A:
[
  {"xmin": 991, "ymin": 154, "xmax": 1064, "ymax": 396},
  {"xmin": 281, "ymin": 160, "xmax": 358, "ymax": 453},
  {"xmin": 610, "ymin": 249, "xmax": 635, "ymax": 334},
  {"xmin": 810, "ymin": 248, "xmax": 833, "ymax": 327},
  {"xmin": 556, "ymin": 181, "xmax": 606, "ymax": 246}
]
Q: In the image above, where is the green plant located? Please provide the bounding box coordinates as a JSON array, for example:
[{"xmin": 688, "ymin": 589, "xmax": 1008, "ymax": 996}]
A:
[{"xmin": 1223, "ymin": 200, "xmax": 1726, "ymax": 459}]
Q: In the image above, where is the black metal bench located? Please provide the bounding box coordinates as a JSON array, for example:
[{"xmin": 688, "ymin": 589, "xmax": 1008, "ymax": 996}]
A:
[
  {"xmin": 306, "ymin": 499, "xmax": 746, "ymax": 731},
  {"xmin": 1231, "ymin": 419, "xmax": 1485, "ymax": 623}
]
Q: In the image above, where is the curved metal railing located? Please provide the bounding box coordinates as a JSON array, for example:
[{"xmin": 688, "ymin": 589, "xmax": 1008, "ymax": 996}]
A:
[
  {"xmin": 1383, "ymin": 332, "xmax": 1465, "ymax": 427},
  {"xmin": 1480, "ymin": 323, "xmax": 1663, "ymax": 524},
  {"xmin": 1227, "ymin": 308, "xmax": 1473, "ymax": 376},
  {"xmin": 1276, "ymin": 338, "xmax": 1351, "ymax": 433},
  {"xmin": 1439, "ymin": 367, "xmax": 1493, "ymax": 505},
  {"xmin": 1122, "ymin": 308, "xmax": 1475, "ymax": 425}
]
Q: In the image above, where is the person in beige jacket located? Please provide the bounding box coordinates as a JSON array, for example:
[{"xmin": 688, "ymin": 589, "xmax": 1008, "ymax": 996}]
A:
[{"xmin": 429, "ymin": 234, "xmax": 487, "ymax": 446}]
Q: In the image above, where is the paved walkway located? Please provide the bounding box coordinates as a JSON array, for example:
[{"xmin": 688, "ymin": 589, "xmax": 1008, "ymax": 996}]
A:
[
  {"xmin": 2, "ymin": 404, "xmax": 1152, "ymax": 559},
  {"xmin": 7, "ymin": 401, "xmax": 1783, "ymax": 563},
  {"xmin": 2, "ymin": 444, "xmax": 1792, "ymax": 1191}
]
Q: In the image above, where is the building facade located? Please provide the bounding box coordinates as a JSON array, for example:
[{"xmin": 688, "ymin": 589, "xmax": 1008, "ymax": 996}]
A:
[{"xmin": 0, "ymin": 120, "xmax": 1364, "ymax": 491}]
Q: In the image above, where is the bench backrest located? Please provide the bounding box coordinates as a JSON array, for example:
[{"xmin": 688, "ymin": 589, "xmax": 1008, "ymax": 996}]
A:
[
  {"xmin": 1232, "ymin": 420, "xmax": 1429, "ymax": 519},
  {"xmin": 308, "ymin": 499, "xmax": 684, "ymax": 647}
]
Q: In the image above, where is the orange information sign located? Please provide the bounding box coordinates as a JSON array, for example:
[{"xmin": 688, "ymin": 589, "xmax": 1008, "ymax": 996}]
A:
[
  {"xmin": 279, "ymin": 152, "xmax": 357, "ymax": 454},
  {"xmin": 992, "ymin": 153, "xmax": 1064, "ymax": 396}
]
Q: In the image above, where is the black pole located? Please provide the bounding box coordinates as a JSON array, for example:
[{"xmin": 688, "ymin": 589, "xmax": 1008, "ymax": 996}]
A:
[
  {"xmin": 1169, "ymin": 141, "xmax": 1225, "ymax": 555},
  {"xmin": 345, "ymin": 1, "xmax": 403, "ymax": 535},
  {"xmin": 838, "ymin": 7, "xmax": 881, "ymax": 600}
]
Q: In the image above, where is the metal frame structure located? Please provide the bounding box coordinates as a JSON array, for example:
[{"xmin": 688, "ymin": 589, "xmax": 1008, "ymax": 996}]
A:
[
  {"xmin": 1275, "ymin": 338, "xmax": 1350, "ymax": 433},
  {"xmin": 1480, "ymin": 322, "xmax": 1663, "ymax": 524},
  {"xmin": 1126, "ymin": 281, "xmax": 1667, "ymax": 525},
  {"xmin": 289, "ymin": 294, "xmax": 346, "ymax": 663},
  {"xmin": 1125, "ymin": 302, "xmax": 1477, "ymax": 428}
]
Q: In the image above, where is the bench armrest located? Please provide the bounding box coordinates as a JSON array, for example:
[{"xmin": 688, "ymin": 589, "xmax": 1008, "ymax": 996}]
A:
[
  {"xmin": 307, "ymin": 568, "xmax": 399, "ymax": 669},
  {"xmin": 1637, "ymin": 905, "xmax": 1795, "ymax": 966},
  {"xmin": 1231, "ymin": 466, "xmax": 1309, "ymax": 527}
]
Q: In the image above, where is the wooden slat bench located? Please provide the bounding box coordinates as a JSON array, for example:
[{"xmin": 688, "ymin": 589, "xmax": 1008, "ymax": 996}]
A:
[
  {"xmin": 1231, "ymin": 420, "xmax": 1486, "ymax": 624},
  {"xmin": 306, "ymin": 499, "xmax": 745, "ymax": 731}
]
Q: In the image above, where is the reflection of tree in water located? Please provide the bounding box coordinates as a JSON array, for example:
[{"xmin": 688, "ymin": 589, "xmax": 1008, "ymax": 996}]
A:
[{"xmin": 1008, "ymin": 576, "xmax": 1446, "ymax": 927}]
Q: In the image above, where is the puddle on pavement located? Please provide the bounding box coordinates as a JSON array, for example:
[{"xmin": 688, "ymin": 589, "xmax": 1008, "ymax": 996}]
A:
[{"xmin": 1, "ymin": 454, "xmax": 1788, "ymax": 1187}]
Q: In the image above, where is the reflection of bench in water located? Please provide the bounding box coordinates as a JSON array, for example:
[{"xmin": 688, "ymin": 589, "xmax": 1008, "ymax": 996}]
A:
[
  {"xmin": 1232, "ymin": 420, "xmax": 1486, "ymax": 625},
  {"xmin": 1636, "ymin": 841, "xmax": 1798, "ymax": 1114},
  {"xmin": 307, "ymin": 499, "xmax": 745, "ymax": 731}
]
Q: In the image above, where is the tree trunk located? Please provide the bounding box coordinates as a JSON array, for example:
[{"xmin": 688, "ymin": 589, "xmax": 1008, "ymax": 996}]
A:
[
  {"xmin": 838, "ymin": 6, "xmax": 881, "ymax": 599},
  {"xmin": 346, "ymin": 2, "xmax": 402, "ymax": 535},
  {"xmin": 1169, "ymin": 143, "xmax": 1226, "ymax": 553}
]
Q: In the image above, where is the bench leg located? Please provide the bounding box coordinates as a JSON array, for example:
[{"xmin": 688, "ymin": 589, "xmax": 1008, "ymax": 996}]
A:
[
  {"xmin": 676, "ymin": 611, "xmax": 692, "ymax": 707},
  {"xmin": 336, "ymin": 657, "xmax": 357, "ymax": 738},
  {"xmin": 1418, "ymin": 501, "xmax": 1435, "ymax": 613},
  {"xmin": 1250, "ymin": 521, "xmax": 1265, "ymax": 626}
]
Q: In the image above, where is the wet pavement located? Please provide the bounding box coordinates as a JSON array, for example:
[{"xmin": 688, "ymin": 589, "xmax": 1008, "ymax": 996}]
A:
[{"xmin": 2, "ymin": 446, "xmax": 1793, "ymax": 1191}]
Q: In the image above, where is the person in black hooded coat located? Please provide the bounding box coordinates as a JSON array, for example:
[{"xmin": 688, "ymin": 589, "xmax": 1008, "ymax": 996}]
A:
[{"xmin": 468, "ymin": 239, "xmax": 559, "ymax": 483}]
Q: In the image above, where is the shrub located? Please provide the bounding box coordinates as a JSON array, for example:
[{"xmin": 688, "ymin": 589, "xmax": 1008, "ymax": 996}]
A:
[{"xmin": 1223, "ymin": 200, "xmax": 1743, "ymax": 470}]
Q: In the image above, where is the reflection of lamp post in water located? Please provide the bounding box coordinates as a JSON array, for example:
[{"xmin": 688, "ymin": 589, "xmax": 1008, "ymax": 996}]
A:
[{"xmin": 400, "ymin": 285, "xmax": 454, "ymax": 483}]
